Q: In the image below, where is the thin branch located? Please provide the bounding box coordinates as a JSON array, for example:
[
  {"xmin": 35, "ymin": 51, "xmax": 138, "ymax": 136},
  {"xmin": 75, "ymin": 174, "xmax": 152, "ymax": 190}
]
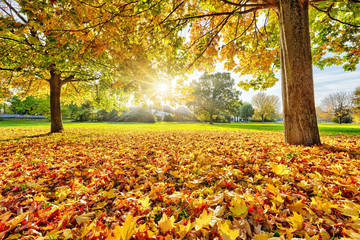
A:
[
  {"xmin": 0, "ymin": 67, "xmax": 19, "ymax": 71},
  {"xmin": 177, "ymin": 7, "xmax": 261, "ymax": 21},
  {"xmin": 70, "ymin": 82, "xmax": 80, "ymax": 93},
  {"xmin": 310, "ymin": 2, "xmax": 360, "ymax": 28},
  {"xmin": 222, "ymin": 14, "xmax": 255, "ymax": 47},
  {"xmin": 220, "ymin": 0, "xmax": 273, "ymax": 8},
  {"xmin": 158, "ymin": 1, "xmax": 185, "ymax": 26},
  {"xmin": 187, "ymin": 15, "xmax": 231, "ymax": 71},
  {"xmin": 2, "ymin": 0, "xmax": 27, "ymax": 23}
]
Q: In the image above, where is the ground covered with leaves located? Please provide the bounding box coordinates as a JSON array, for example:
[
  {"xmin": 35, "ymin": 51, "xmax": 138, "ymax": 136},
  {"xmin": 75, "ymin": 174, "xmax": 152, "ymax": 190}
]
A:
[{"xmin": 0, "ymin": 127, "xmax": 360, "ymax": 240}]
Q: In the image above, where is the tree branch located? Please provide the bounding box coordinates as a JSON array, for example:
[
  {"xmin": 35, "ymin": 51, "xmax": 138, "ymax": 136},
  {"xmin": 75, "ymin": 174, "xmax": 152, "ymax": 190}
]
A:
[
  {"xmin": 0, "ymin": 67, "xmax": 19, "ymax": 71},
  {"xmin": 220, "ymin": 0, "xmax": 274, "ymax": 8},
  {"xmin": 2, "ymin": 0, "xmax": 28, "ymax": 23},
  {"xmin": 310, "ymin": 2, "xmax": 360, "ymax": 28}
]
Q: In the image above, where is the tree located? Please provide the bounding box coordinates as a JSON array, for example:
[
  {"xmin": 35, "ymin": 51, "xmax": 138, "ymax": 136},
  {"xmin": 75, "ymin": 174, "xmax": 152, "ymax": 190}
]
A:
[
  {"xmin": 353, "ymin": 87, "xmax": 360, "ymax": 123},
  {"xmin": 321, "ymin": 91, "xmax": 353, "ymax": 124},
  {"xmin": 315, "ymin": 106, "xmax": 332, "ymax": 122},
  {"xmin": 0, "ymin": 0, "xmax": 183, "ymax": 133},
  {"xmin": 143, "ymin": 0, "xmax": 360, "ymax": 145},
  {"xmin": 187, "ymin": 72, "xmax": 241, "ymax": 124},
  {"xmin": 238, "ymin": 103, "xmax": 254, "ymax": 122},
  {"xmin": 251, "ymin": 92, "xmax": 280, "ymax": 122}
]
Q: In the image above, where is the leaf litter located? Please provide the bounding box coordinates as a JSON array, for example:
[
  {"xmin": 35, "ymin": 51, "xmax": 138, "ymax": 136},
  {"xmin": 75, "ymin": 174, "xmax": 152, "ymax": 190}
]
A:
[{"xmin": 0, "ymin": 127, "xmax": 359, "ymax": 239}]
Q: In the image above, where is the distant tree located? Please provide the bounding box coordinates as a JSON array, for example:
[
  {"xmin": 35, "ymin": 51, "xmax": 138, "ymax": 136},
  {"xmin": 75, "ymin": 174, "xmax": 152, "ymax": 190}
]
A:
[
  {"xmin": 251, "ymin": 93, "xmax": 280, "ymax": 122},
  {"xmin": 186, "ymin": 72, "xmax": 241, "ymax": 124},
  {"xmin": 352, "ymin": 87, "xmax": 360, "ymax": 123},
  {"xmin": 321, "ymin": 91, "xmax": 353, "ymax": 124},
  {"xmin": 315, "ymin": 106, "xmax": 332, "ymax": 122},
  {"xmin": 9, "ymin": 96, "xmax": 48, "ymax": 115},
  {"xmin": 238, "ymin": 103, "xmax": 254, "ymax": 122}
]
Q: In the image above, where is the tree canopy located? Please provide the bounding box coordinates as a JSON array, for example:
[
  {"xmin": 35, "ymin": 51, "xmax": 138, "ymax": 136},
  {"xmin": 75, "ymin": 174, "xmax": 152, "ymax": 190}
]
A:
[
  {"xmin": 187, "ymin": 72, "xmax": 241, "ymax": 124},
  {"xmin": 321, "ymin": 91, "xmax": 353, "ymax": 124},
  {"xmin": 0, "ymin": 0, "xmax": 185, "ymax": 132},
  {"xmin": 251, "ymin": 92, "xmax": 280, "ymax": 122}
]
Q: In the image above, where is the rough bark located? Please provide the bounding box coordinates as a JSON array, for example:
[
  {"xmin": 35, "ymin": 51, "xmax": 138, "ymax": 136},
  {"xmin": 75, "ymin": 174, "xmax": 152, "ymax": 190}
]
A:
[
  {"xmin": 277, "ymin": 0, "xmax": 321, "ymax": 146},
  {"xmin": 49, "ymin": 69, "xmax": 64, "ymax": 133}
]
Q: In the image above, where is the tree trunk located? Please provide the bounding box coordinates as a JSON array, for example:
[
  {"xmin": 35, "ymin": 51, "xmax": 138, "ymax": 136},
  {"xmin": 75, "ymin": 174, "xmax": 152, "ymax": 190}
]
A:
[
  {"xmin": 49, "ymin": 69, "xmax": 64, "ymax": 133},
  {"xmin": 277, "ymin": 0, "xmax": 321, "ymax": 146},
  {"xmin": 338, "ymin": 117, "xmax": 341, "ymax": 124},
  {"xmin": 209, "ymin": 112, "xmax": 214, "ymax": 124},
  {"xmin": 261, "ymin": 114, "xmax": 264, "ymax": 122}
]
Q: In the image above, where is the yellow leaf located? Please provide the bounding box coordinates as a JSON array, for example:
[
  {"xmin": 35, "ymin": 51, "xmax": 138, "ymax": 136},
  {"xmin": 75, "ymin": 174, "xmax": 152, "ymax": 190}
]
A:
[
  {"xmin": 34, "ymin": 194, "xmax": 47, "ymax": 202},
  {"xmin": 93, "ymin": 201, "xmax": 108, "ymax": 210},
  {"xmin": 271, "ymin": 194, "xmax": 284, "ymax": 206},
  {"xmin": 103, "ymin": 189, "xmax": 119, "ymax": 199},
  {"xmin": 272, "ymin": 163, "xmax": 290, "ymax": 176},
  {"xmin": 253, "ymin": 233, "xmax": 269, "ymax": 240},
  {"xmin": 158, "ymin": 213, "xmax": 175, "ymax": 234},
  {"xmin": 178, "ymin": 221, "xmax": 192, "ymax": 239},
  {"xmin": 63, "ymin": 229, "xmax": 73, "ymax": 239},
  {"xmin": 56, "ymin": 187, "xmax": 71, "ymax": 201},
  {"xmin": 288, "ymin": 212, "xmax": 304, "ymax": 230},
  {"xmin": 75, "ymin": 212, "xmax": 95, "ymax": 225},
  {"xmin": 344, "ymin": 229, "xmax": 360, "ymax": 239},
  {"xmin": 138, "ymin": 195, "xmax": 151, "ymax": 209},
  {"xmin": 108, "ymin": 214, "xmax": 137, "ymax": 240},
  {"xmin": 7, "ymin": 212, "xmax": 27, "ymax": 230},
  {"xmin": 218, "ymin": 220, "xmax": 240, "ymax": 240},
  {"xmin": 337, "ymin": 203, "xmax": 360, "ymax": 219},
  {"xmin": 230, "ymin": 197, "xmax": 248, "ymax": 217},
  {"xmin": 195, "ymin": 210, "xmax": 212, "ymax": 230},
  {"xmin": 305, "ymin": 233, "xmax": 319, "ymax": 240}
]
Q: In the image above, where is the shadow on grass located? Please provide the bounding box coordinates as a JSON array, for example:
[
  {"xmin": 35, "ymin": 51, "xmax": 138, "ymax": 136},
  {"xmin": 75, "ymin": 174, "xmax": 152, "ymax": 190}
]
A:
[
  {"xmin": 215, "ymin": 123, "xmax": 284, "ymax": 132},
  {"xmin": 0, "ymin": 132, "xmax": 52, "ymax": 142}
]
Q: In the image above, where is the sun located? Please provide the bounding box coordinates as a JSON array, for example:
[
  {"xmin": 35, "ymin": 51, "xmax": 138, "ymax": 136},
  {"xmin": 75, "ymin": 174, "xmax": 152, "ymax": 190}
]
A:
[{"xmin": 158, "ymin": 83, "xmax": 169, "ymax": 94}]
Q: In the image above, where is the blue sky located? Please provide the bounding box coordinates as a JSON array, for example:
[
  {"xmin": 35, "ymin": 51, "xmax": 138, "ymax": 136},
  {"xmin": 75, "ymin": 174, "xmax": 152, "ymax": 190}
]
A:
[{"xmin": 207, "ymin": 64, "xmax": 360, "ymax": 109}]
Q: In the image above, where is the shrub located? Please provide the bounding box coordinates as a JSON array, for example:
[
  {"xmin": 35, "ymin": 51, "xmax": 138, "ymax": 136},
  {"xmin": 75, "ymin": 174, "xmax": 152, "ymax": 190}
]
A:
[
  {"xmin": 163, "ymin": 114, "xmax": 175, "ymax": 122},
  {"xmin": 331, "ymin": 115, "xmax": 353, "ymax": 124},
  {"xmin": 118, "ymin": 108, "xmax": 156, "ymax": 123}
]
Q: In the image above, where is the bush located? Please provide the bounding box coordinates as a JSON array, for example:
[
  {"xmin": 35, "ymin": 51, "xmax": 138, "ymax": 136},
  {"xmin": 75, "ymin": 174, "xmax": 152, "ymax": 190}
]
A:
[
  {"xmin": 215, "ymin": 115, "xmax": 231, "ymax": 123},
  {"xmin": 66, "ymin": 103, "xmax": 94, "ymax": 122},
  {"xmin": 331, "ymin": 115, "xmax": 353, "ymax": 124},
  {"xmin": 163, "ymin": 114, "xmax": 175, "ymax": 122},
  {"xmin": 118, "ymin": 108, "xmax": 156, "ymax": 123},
  {"xmin": 155, "ymin": 115, "xmax": 162, "ymax": 122},
  {"xmin": 95, "ymin": 109, "xmax": 122, "ymax": 121}
]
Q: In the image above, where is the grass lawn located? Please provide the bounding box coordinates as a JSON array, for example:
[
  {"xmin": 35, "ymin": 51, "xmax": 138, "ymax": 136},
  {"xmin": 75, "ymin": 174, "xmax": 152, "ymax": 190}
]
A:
[
  {"xmin": 0, "ymin": 121, "xmax": 359, "ymax": 239},
  {"xmin": 1, "ymin": 120, "xmax": 359, "ymax": 136}
]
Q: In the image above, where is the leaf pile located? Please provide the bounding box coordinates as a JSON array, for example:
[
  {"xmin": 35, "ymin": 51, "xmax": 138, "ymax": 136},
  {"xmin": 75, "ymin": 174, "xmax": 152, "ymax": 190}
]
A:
[{"xmin": 0, "ymin": 127, "xmax": 360, "ymax": 240}]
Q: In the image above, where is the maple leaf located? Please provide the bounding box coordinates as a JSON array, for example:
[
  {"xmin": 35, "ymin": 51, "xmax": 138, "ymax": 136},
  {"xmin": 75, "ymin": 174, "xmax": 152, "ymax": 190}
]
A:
[
  {"xmin": 230, "ymin": 197, "xmax": 248, "ymax": 217},
  {"xmin": 178, "ymin": 221, "xmax": 192, "ymax": 239},
  {"xmin": 107, "ymin": 214, "xmax": 138, "ymax": 240},
  {"xmin": 138, "ymin": 195, "xmax": 151, "ymax": 209},
  {"xmin": 288, "ymin": 212, "xmax": 304, "ymax": 230},
  {"xmin": 103, "ymin": 189, "xmax": 119, "ymax": 199},
  {"xmin": 218, "ymin": 220, "xmax": 240, "ymax": 240},
  {"xmin": 195, "ymin": 209, "xmax": 212, "ymax": 230},
  {"xmin": 271, "ymin": 163, "xmax": 290, "ymax": 176},
  {"xmin": 158, "ymin": 213, "xmax": 175, "ymax": 234}
]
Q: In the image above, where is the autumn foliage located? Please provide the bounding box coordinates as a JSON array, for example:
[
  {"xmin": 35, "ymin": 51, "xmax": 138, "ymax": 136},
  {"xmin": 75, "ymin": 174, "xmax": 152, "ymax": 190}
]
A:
[{"xmin": 0, "ymin": 127, "xmax": 360, "ymax": 239}]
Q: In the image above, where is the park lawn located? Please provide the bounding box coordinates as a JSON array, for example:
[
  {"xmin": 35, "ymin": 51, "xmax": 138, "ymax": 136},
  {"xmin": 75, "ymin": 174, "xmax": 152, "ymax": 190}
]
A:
[
  {"xmin": 0, "ymin": 123, "xmax": 360, "ymax": 239},
  {"xmin": 0, "ymin": 120, "xmax": 360, "ymax": 135}
]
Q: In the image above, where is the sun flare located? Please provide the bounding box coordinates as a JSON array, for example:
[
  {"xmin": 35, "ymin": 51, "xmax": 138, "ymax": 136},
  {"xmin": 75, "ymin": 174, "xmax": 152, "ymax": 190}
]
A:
[{"xmin": 158, "ymin": 83, "xmax": 169, "ymax": 94}]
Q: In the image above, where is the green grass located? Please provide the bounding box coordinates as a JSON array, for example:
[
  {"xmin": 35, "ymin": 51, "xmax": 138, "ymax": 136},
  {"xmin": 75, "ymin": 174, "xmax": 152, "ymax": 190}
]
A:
[{"xmin": 0, "ymin": 120, "xmax": 359, "ymax": 135}]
